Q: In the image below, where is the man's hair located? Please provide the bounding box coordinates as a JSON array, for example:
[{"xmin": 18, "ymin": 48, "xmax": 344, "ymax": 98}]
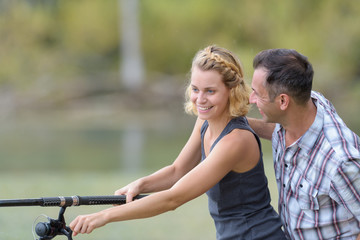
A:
[{"xmin": 253, "ymin": 49, "xmax": 314, "ymax": 105}]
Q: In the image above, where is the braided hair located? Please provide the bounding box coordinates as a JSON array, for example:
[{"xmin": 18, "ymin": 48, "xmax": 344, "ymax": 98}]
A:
[{"xmin": 184, "ymin": 45, "xmax": 251, "ymax": 117}]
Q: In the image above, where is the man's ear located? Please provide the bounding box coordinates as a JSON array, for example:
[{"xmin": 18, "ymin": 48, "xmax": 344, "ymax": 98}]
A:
[{"xmin": 278, "ymin": 94, "xmax": 290, "ymax": 110}]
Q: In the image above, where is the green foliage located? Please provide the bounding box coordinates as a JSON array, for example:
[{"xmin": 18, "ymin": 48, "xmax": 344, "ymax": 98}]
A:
[
  {"xmin": 0, "ymin": 0, "xmax": 359, "ymax": 129},
  {"xmin": 1, "ymin": 0, "xmax": 360, "ymax": 82},
  {"xmin": 0, "ymin": 0, "xmax": 118, "ymax": 88}
]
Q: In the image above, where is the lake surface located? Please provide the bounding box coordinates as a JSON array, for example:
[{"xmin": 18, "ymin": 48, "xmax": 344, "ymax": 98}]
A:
[
  {"xmin": 0, "ymin": 109, "xmax": 194, "ymax": 173},
  {"xmin": 0, "ymin": 109, "xmax": 278, "ymax": 239}
]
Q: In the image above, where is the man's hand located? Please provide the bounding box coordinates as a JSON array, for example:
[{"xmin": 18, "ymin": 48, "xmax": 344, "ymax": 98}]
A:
[{"xmin": 246, "ymin": 117, "xmax": 275, "ymax": 140}]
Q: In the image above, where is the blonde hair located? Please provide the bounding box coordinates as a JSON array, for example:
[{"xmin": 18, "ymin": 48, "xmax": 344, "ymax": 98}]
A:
[{"xmin": 184, "ymin": 45, "xmax": 251, "ymax": 117}]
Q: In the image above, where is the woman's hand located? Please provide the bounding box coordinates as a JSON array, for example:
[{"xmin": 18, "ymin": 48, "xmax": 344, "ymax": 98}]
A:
[
  {"xmin": 114, "ymin": 179, "xmax": 143, "ymax": 203},
  {"xmin": 69, "ymin": 211, "xmax": 108, "ymax": 236}
]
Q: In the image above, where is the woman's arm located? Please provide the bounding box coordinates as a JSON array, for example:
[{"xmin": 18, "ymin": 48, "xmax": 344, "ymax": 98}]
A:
[
  {"xmin": 69, "ymin": 127, "xmax": 258, "ymax": 236},
  {"xmin": 115, "ymin": 118, "xmax": 204, "ymax": 202},
  {"xmin": 247, "ymin": 117, "xmax": 275, "ymax": 140}
]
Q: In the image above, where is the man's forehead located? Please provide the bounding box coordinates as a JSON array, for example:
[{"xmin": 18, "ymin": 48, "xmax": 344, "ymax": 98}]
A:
[
  {"xmin": 253, "ymin": 68, "xmax": 268, "ymax": 80},
  {"xmin": 252, "ymin": 69, "xmax": 268, "ymax": 88}
]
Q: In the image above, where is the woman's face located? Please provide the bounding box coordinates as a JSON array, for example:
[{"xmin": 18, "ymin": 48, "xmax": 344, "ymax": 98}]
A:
[{"xmin": 190, "ymin": 66, "xmax": 230, "ymax": 121}]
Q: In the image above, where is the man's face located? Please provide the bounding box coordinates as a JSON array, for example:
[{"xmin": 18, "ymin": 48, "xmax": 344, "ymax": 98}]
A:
[{"xmin": 249, "ymin": 68, "xmax": 280, "ymax": 123}]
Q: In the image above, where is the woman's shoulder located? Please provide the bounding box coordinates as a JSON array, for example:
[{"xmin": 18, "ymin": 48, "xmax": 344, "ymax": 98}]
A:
[
  {"xmin": 215, "ymin": 128, "xmax": 257, "ymax": 160},
  {"xmin": 224, "ymin": 127, "xmax": 256, "ymax": 145},
  {"xmin": 222, "ymin": 117, "xmax": 255, "ymax": 137},
  {"xmin": 217, "ymin": 128, "xmax": 261, "ymax": 173}
]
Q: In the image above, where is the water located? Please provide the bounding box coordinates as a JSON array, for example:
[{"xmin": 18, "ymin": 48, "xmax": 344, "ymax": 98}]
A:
[
  {"xmin": 0, "ymin": 110, "xmax": 194, "ymax": 173},
  {"xmin": 0, "ymin": 109, "xmax": 277, "ymax": 239},
  {"xmin": 0, "ymin": 111, "xmax": 215, "ymax": 239},
  {"xmin": 0, "ymin": 171, "xmax": 215, "ymax": 240}
]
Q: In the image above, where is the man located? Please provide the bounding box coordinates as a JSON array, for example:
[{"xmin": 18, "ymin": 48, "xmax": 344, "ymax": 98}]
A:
[{"xmin": 248, "ymin": 48, "xmax": 360, "ymax": 240}]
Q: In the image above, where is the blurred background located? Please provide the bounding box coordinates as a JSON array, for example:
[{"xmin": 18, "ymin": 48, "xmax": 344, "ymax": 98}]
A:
[{"xmin": 1, "ymin": 0, "xmax": 359, "ymax": 239}]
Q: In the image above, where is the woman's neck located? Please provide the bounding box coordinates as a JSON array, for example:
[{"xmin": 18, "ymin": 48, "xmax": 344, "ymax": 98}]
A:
[{"xmin": 206, "ymin": 115, "xmax": 232, "ymax": 139}]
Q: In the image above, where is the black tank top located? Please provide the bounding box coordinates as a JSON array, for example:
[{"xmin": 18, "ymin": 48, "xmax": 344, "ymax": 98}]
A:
[{"xmin": 201, "ymin": 117, "xmax": 286, "ymax": 240}]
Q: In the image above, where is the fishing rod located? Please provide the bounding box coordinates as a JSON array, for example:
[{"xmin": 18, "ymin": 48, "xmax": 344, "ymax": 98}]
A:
[{"xmin": 0, "ymin": 195, "xmax": 146, "ymax": 240}]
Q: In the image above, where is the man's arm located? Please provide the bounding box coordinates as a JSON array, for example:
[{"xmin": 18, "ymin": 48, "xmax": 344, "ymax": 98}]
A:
[
  {"xmin": 247, "ymin": 117, "xmax": 275, "ymax": 140},
  {"xmin": 331, "ymin": 158, "xmax": 360, "ymax": 238}
]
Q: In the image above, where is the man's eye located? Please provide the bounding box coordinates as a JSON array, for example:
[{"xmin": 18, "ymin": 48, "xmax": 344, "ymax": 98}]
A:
[{"xmin": 208, "ymin": 90, "xmax": 214, "ymax": 94}]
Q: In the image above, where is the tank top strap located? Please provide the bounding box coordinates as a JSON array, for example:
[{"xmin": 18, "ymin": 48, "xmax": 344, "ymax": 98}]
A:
[{"xmin": 201, "ymin": 117, "xmax": 262, "ymax": 155}]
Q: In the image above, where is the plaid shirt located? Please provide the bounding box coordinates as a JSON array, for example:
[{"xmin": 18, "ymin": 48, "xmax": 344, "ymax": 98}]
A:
[{"xmin": 273, "ymin": 91, "xmax": 360, "ymax": 240}]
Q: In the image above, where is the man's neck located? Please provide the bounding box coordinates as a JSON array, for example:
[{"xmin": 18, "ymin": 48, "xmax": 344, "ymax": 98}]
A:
[{"xmin": 282, "ymin": 99, "xmax": 317, "ymax": 147}]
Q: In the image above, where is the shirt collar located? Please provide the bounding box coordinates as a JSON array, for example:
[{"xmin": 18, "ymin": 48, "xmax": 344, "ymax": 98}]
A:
[
  {"xmin": 296, "ymin": 96, "xmax": 324, "ymax": 154},
  {"xmin": 276, "ymin": 92, "xmax": 324, "ymax": 155}
]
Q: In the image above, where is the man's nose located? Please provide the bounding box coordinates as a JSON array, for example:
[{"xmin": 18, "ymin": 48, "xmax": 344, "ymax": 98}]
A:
[{"xmin": 249, "ymin": 91, "xmax": 256, "ymax": 104}]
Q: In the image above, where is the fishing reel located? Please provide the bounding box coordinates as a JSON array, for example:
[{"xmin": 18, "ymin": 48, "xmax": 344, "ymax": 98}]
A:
[
  {"xmin": 33, "ymin": 207, "xmax": 72, "ymax": 240},
  {"xmin": 1, "ymin": 194, "xmax": 146, "ymax": 239}
]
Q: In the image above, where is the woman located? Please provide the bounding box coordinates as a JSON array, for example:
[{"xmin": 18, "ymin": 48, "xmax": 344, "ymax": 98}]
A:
[{"xmin": 70, "ymin": 45, "xmax": 286, "ymax": 239}]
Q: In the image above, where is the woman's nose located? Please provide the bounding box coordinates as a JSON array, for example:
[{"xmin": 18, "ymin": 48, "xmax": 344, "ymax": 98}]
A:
[{"xmin": 197, "ymin": 92, "xmax": 206, "ymax": 103}]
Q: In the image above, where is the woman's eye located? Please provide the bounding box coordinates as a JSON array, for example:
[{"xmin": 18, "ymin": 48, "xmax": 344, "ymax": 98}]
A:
[
  {"xmin": 192, "ymin": 87, "xmax": 199, "ymax": 92},
  {"xmin": 207, "ymin": 90, "xmax": 214, "ymax": 94}
]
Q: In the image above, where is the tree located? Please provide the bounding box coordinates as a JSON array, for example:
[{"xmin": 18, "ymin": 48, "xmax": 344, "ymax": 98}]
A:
[{"xmin": 119, "ymin": 0, "xmax": 145, "ymax": 90}]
